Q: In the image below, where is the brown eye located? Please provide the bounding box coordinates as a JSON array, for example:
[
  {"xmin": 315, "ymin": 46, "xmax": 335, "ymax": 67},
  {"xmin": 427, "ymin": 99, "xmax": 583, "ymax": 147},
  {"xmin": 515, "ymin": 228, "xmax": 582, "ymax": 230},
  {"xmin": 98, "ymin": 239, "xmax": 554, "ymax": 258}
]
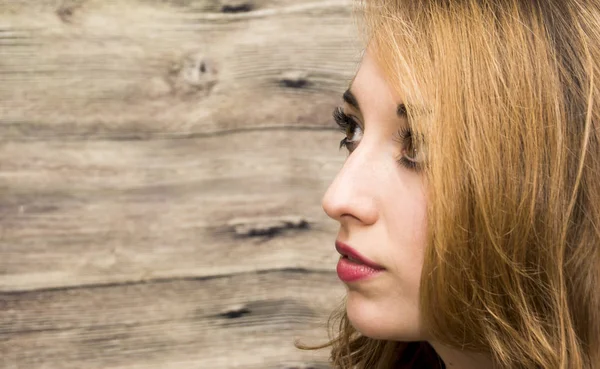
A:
[
  {"xmin": 404, "ymin": 139, "xmax": 417, "ymax": 160},
  {"xmin": 333, "ymin": 107, "xmax": 363, "ymax": 152},
  {"xmin": 394, "ymin": 127, "xmax": 425, "ymax": 171},
  {"xmin": 345, "ymin": 121, "xmax": 363, "ymax": 143},
  {"xmin": 345, "ymin": 125, "xmax": 353, "ymax": 137}
]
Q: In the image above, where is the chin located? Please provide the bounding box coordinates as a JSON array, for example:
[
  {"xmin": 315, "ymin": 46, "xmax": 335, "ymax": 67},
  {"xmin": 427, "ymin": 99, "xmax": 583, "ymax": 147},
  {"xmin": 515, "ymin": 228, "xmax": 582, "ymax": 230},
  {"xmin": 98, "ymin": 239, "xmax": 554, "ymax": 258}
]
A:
[{"xmin": 345, "ymin": 289, "xmax": 425, "ymax": 341}]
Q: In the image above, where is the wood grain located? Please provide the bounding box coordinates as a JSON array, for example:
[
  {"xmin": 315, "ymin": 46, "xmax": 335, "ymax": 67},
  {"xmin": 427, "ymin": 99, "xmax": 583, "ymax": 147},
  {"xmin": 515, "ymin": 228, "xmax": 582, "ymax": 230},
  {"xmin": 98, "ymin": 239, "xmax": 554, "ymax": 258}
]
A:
[
  {"xmin": 0, "ymin": 0, "xmax": 361, "ymax": 139},
  {"xmin": 0, "ymin": 130, "xmax": 347, "ymax": 292},
  {"xmin": 1, "ymin": 269, "xmax": 346, "ymax": 369},
  {"xmin": 0, "ymin": 0, "xmax": 360, "ymax": 367}
]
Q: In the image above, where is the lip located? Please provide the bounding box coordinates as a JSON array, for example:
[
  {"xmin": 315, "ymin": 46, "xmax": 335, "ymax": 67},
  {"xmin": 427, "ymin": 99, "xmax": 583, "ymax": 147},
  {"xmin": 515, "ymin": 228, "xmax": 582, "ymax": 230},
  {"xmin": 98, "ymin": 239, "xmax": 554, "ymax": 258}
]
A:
[
  {"xmin": 335, "ymin": 241, "xmax": 385, "ymax": 283},
  {"xmin": 335, "ymin": 241, "xmax": 385, "ymax": 270}
]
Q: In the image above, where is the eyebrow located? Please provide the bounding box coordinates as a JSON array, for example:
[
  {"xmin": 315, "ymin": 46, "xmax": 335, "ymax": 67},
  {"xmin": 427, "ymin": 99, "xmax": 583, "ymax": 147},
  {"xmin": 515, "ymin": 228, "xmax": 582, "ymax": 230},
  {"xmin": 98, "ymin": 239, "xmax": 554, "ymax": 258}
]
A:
[
  {"xmin": 343, "ymin": 89, "xmax": 360, "ymax": 110},
  {"xmin": 343, "ymin": 89, "xmax": 408, "ymax": 118}
]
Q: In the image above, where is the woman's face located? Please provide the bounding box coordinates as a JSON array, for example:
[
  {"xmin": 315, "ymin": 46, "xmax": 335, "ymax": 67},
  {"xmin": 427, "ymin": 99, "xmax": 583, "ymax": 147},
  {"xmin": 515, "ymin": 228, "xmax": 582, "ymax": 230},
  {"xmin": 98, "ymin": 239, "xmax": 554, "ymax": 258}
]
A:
[{"xmin": 322, "ymin": 48, "xmax": 428, "ymax": 341}]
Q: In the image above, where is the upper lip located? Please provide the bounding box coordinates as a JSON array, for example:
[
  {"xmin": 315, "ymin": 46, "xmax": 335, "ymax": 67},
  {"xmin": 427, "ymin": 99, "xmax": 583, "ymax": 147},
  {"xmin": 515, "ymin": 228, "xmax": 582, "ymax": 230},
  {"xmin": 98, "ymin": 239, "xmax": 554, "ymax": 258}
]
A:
[{"xmin": 335, "ymin": 240, "xmax": 385, "ymax": 270}]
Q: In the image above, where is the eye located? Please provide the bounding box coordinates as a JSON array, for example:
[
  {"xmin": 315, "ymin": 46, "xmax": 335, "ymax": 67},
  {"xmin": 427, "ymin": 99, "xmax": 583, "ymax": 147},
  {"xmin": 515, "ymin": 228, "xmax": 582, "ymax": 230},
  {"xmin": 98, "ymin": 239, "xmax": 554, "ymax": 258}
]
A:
[
  {"xmin": 394, "ymin": 127, "xmax": 425, "ymax": 171},
  {"xmin": 333, "ymin": 107, "xmax": 363, "ymax": 152}
]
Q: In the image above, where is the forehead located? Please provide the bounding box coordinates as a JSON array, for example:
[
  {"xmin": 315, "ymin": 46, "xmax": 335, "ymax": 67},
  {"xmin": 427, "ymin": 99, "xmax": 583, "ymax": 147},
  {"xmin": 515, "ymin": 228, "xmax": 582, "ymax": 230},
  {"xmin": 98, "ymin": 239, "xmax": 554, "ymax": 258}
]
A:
[
  {"xmin": 348, "ymin": 50, "xmax": 403, "ymax": 114},
  {"xmin": 350, "ymin": 48, "xmax": 432, "ymax": 122}
]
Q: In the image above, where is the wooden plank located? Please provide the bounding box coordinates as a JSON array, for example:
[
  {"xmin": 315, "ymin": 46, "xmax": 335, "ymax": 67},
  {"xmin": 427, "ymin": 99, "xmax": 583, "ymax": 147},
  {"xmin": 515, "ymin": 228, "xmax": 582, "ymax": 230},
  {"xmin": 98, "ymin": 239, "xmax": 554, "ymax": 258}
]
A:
[
  {"xmin": 0, "ymin": 0, "xmax": 359, "ymax": 291},
  {"xmin": 0, "ymin": 0, "xmax": 360, "ymax": 140},
  {"xmin": 0, "ymin": 269, "xmax": 346, "ymax": 369},
  {"xmin": 1, "ymin": 0, "xmax": 326, "ymax": 15},
  {"xmin": 0, "ymin": 130, "xmax": 347, "ymax": 292},
  {"xmin": 0, "ymin": 2, "xmax": 355, "ymax": 368}
]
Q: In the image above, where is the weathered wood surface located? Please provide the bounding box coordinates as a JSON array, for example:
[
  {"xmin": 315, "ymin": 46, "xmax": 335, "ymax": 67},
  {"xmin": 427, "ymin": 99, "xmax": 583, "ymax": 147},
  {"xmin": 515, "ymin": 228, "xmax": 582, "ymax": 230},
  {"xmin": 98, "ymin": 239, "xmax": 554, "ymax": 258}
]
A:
[
  {"xmin": 1, "ymin": 270, "xmax": 345, "ymax": 369},
  {"xmin": 1, "ymin": 0, "xmax": 360, "ymax": 367},
  {"xmin": 0, "ymin": 130, "xmax": 345, "ymax": 292},
  {"xmin": 0, "ymin": 0, "xmax": 360, "ymax": 139}
]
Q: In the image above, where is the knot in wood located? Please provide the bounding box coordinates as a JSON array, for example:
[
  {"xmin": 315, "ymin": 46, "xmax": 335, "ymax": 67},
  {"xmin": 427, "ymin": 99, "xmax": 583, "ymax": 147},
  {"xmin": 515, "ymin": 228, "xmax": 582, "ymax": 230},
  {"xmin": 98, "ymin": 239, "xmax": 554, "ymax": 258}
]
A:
[
  {"xmin": 221, "ymin": 0, "xmax": 254, "ymax": 13},
  {"xmin": 56, "ymin": 6, "xmax": 73, "ymax": 22},
  {"xmin": 219, "ymin": 304, "xmax": 251, "ymax": 319},
  {"xmin": 56, "ymin": 0, "xmax": 83, "ymax": 23},
  {"xmin": 279, "ymin": 71, "xmax": 310, "ymax": 89},
  {"xmin": 170, "ymin": 53, "xmax": 219, "ymax": 96},
  {"xmin": 228, "ymin": 216, "xmax": 310, "ymax": 238}
]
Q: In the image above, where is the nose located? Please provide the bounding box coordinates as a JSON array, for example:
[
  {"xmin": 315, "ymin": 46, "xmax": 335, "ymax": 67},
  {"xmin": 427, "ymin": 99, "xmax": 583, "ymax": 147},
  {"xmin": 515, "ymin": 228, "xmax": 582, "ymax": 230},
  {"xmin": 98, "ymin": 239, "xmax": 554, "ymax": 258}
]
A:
[{"xmin": 321, "ymin": 146, "xmax": 379, "ymax": 226}]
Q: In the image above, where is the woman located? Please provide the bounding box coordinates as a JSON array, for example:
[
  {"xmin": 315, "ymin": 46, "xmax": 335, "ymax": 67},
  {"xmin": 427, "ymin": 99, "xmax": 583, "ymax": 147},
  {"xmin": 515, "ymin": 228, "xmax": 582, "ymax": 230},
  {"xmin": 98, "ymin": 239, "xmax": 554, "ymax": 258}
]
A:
[{"xmin": 297, "ymin": 0, "xmax": 600, "ymax": 368}]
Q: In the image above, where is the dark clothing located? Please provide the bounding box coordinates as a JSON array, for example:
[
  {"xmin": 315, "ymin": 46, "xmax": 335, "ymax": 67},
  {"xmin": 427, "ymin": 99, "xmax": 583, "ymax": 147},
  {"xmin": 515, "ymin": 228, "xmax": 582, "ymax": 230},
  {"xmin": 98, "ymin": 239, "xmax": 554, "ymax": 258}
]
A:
[{"xmin": 394, "ymin": 342, "xmax": 446, "ymax": 369}]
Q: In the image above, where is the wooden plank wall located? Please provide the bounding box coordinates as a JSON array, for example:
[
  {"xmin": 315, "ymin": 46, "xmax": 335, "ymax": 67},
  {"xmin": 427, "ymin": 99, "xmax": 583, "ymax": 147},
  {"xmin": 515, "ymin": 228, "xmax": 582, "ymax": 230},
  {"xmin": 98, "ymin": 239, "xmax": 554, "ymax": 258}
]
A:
[{"xmin": 0, "ymin": 0, "xmax": 362, "ymax": 367}]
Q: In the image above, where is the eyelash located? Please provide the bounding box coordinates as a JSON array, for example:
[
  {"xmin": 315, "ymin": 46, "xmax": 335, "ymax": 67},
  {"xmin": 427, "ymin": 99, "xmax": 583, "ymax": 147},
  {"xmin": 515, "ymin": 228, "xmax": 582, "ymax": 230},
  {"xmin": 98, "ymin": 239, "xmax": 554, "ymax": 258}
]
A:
[{"xmin": 332, "ymin": 107, "xmax": 422, "ymax": 171}]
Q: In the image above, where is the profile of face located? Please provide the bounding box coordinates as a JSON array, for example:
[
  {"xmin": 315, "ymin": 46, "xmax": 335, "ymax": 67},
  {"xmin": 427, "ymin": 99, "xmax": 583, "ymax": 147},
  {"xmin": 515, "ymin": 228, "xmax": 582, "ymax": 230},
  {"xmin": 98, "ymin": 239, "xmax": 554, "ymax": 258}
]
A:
[{"xmin": 322, "ymin": 48, "xmax": 428, "ymax": 341}]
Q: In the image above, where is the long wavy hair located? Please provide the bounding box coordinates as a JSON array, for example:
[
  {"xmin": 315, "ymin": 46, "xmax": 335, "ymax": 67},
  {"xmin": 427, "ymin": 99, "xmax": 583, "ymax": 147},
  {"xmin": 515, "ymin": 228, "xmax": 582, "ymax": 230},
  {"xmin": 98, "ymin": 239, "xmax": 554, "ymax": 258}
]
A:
[{"xmin": 297, "ymin": 0, "xmax": 600, "ymax": 368}]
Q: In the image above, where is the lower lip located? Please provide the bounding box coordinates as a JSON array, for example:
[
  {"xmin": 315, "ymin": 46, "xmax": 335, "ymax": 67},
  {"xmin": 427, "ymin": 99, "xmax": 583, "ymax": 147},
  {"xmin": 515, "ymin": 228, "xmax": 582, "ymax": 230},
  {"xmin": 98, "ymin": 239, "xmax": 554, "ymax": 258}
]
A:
[{"xmin": 336, "ymin": 256, "xmax": 384, "ymax": 282}]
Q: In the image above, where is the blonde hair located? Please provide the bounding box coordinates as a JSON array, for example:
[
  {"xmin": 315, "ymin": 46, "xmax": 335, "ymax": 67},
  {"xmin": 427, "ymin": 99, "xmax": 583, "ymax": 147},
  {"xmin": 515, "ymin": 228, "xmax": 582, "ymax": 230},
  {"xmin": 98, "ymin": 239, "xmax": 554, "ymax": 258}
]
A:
[{"xmin": 298, "ymin": 0, "xmax": 600, "ymax": 368}]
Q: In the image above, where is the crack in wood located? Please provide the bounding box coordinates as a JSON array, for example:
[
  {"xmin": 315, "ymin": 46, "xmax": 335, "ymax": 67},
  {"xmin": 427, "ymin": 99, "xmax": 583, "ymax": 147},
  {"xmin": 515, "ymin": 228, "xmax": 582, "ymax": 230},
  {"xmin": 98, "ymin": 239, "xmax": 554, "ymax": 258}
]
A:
[
  {"xmin": 0, "ymin": 123, "xmax": 335, "ymax": 142},
  {"xmin": 0, "ymin": 267, "xmax": 334, "ymax": 295},
  {"xmin": 279, "ymin": 71, "xmax": 311, "ymax": 89},
  {"xmin": 213, "ymin": 298, "xmax": 318, "ymax": 328},
  {"xmin": 221, "ymin": 1, "xmax": 253, "ymax": 13},
  {"xmin": 218, "ymin": 306, "xmax": 252, "ymax": 319},
  {"xmin": 227, "ymin": 216, "xmax": 311, "ymax": 238},
  {"xmin": 1, "ymin": 318, "xmax": 181, "ymax": 337}
]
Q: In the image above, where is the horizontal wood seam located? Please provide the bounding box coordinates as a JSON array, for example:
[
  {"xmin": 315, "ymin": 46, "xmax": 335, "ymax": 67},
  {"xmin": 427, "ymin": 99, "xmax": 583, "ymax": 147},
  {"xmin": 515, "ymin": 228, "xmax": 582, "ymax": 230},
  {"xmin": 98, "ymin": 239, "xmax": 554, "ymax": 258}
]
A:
[
  {"xmin": 0, "ymin": 124, "xmax": 337, "ymax": 142},
  {"xmin": 0, "ymin": 267, "xmax": 335, "ymax": 295}
]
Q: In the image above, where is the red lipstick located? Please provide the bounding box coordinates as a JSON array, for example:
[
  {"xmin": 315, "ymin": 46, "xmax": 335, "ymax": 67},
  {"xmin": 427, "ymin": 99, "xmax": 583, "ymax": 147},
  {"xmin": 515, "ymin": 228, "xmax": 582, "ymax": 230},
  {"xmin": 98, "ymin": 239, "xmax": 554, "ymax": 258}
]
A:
[{"xmin": 335, "ymin": 241, "xmax": 384, "ymax": 282}]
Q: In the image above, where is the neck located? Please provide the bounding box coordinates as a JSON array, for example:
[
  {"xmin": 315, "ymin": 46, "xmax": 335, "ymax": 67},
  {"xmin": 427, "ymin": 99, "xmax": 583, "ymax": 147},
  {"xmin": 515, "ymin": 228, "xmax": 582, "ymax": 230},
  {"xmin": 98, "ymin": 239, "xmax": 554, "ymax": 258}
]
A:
[{"xmin": 428, "ymin": 341, "xmax": 497, "ymax": 369}]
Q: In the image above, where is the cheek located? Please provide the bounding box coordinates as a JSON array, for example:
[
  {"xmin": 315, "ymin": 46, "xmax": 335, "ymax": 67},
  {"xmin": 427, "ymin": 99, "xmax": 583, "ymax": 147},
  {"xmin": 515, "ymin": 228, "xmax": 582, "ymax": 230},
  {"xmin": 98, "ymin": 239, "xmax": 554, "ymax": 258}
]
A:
[
  {"xmin": 386, "ymin": 182, "xmax": 428, "ymax": 284},
  {"xmin": 346, "ymin": 182, "xmax": 428, "ymax": 341}
]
